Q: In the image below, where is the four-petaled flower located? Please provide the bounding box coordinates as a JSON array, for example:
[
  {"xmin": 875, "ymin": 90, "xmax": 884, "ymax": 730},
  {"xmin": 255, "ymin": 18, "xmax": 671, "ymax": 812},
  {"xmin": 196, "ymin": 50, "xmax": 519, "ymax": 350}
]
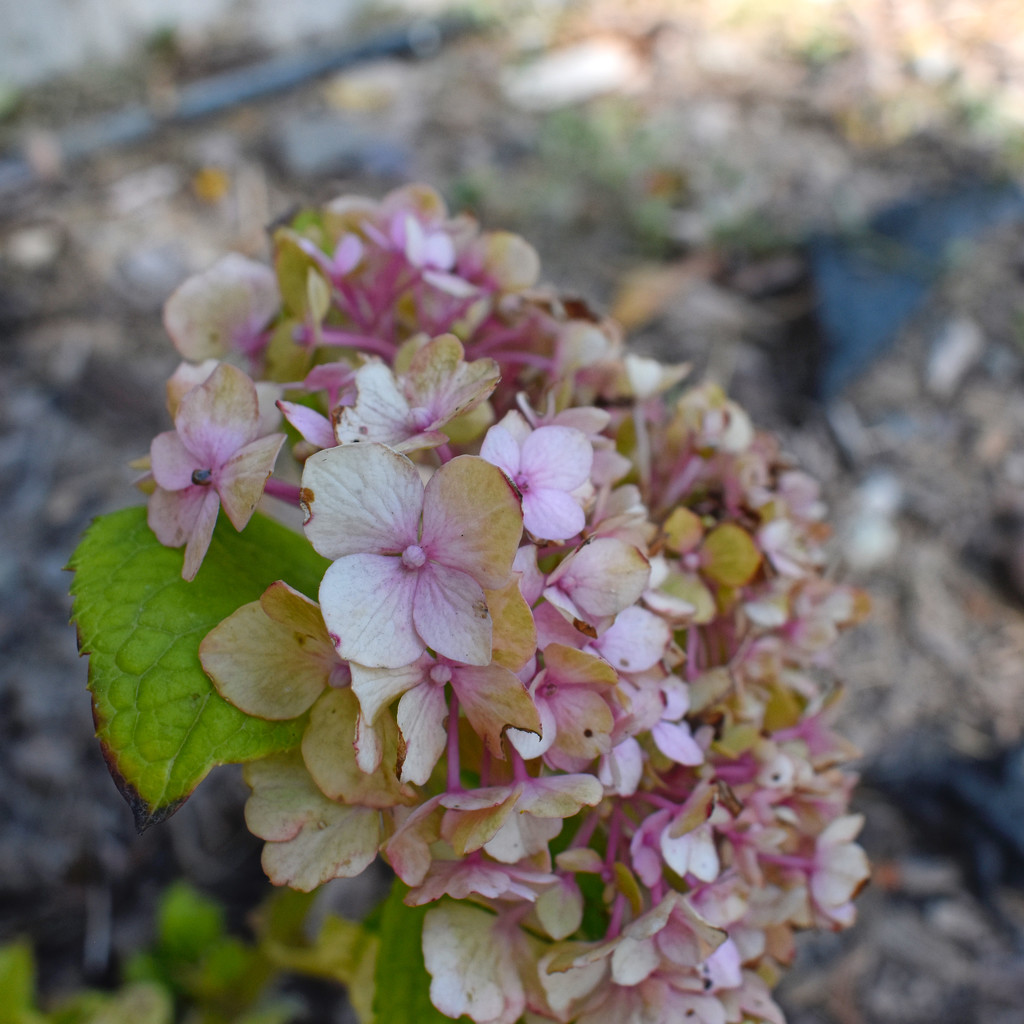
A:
[
  {"xmin": 481, "ymin": 413, "xmax": 593, "ymax": 542},
  {"xmin": 301, "ymin": 443, "xmax": 522, "ymax": 668},
  {"xmin": 148, "ymin": 362, "xmax": 285, "ymax": 580}
]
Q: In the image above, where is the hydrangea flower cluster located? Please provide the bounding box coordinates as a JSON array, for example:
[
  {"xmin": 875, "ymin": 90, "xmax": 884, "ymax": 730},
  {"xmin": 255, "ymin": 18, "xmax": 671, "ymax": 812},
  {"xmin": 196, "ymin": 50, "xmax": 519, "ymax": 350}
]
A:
[{"xmin": 145, "ymin": 185, "xmax": 869, "ymax": 1024}]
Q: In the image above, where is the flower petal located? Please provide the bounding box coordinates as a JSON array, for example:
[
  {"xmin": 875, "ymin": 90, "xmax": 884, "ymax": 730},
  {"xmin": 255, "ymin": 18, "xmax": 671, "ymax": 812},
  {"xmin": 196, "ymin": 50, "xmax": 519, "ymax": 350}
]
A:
[
  {"xmin": 217, "ymin": 432, "xmax": 285, "ymax": 531},
  {"xmin": 522, "ymin": 487, "xmax": 586, "ymax": 542},
  {"xmin": 396, "ymin": 681, "xmax": 449, "ymax": 785},
  {"xmin": 593, "ymin": 606, "xmax": 670, "ymax": 674},
  {"xmin": 301, "ymin": 689, "xmax": 409, "ymax": 807},
  {"xmin": 163, "ymin": 253, "xmax": 279, "ymax": 362},
  {"xmin": 320, "ymin": 553, "xmax": 421, "ymax": 668},
  {"xmin": 520, "ymin": 425, "xmax": 592, "ymax": 491},
  {"xmin": 302, "ymin": 443, "xmax": 422, "ymax": 560},
  {"xmin": 244, "ymin": 753, "xmax": 380, "ymax": 892},
  {"xmin": 150, "ymin": 431, "xmax": 198, "ymax": 490},
  {"xmin": 413, "ymin": 563, "xmax": 493, "ymax": 666},
  {"xmin": 405, "ymin": 334, "xmax": 499, "ymax": 428},
  {"xmin": 420, "ymin": 455, "xmax": 522, "ymax": 590},
  {"xmin": 486, "ymin": 578, "xmax": 537, "ymax": 673},
  {"xmin": 452, "ymin": 663, "xmax": 541, "ymax": 757},
  {"xmin": 277, "ymin": 400, "xmax": 336, "ymax": 450},
  {"xmin": 479, "ymin": 423, "xmax": 522, "ymax": 478},
  {"xmin": 182, "ymin": 487, "xmax": 222, "ymax": 581},
  {"xmin": 546, "ymin": 538, "xmax": 650, "ymax": 622},
  {"xmin": 176, "ymin": 362, "xmax": 260, "ymax": 466},
  {"xmin": 422, "ymin": 904, "xmax": 526, "ymax": 1024},
  {"xmin": 147, "ymin": 484, "xmax": 206, "ymax": 549},
  {"xmin": 200, "ymin": 582, "xmax": 333, "ymax": 719},
  {"xmin": 349, "ymin": 660, "xmax": 427, "ymax": 725},
  {"xmin": 334, "ymin": 362, "xmax": 413, "ymax": 447}
]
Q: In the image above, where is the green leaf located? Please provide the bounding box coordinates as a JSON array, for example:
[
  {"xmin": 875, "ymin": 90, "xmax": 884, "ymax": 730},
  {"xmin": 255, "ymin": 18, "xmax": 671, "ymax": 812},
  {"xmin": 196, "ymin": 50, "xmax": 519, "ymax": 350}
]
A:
[
  {"xmin": 80, "ymin": 983, "xmax": 173, "ymax": 1024},
  {"xmin": 69, "ymin": 506, "xmax": 329, "ymax": 831},
  {"xmin": 373, "ymin": 885, "xmax": 463, "ymax": 1024},
  {"xmin": 156, "ymin": 882, "xmax": 225, "ymax": 963},
  {"xmin": 0, "ymin": 940, "xmax": 44, "ymax": 1024}
]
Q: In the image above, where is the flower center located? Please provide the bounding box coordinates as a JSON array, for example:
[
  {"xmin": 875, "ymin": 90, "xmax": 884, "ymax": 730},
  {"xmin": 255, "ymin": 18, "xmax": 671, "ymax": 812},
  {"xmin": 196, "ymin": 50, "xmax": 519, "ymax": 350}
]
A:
[
  {"xmin": 410, "ymin": 406, "xmax": 433, "ymax": 430},
  {"xmin": 401, "ymin": 544, "xmax": 427, "ymax": 570},
  {"xmin": 191, "ymin": 468, "xmax": 213, "ymax": 486},
  {"xmin": 515, "ymin": 473, "xmax": 530, "ymax": 493},
  {"xmin": 429, "ymin": 664, "xmax": 452, "ymax": 686}
]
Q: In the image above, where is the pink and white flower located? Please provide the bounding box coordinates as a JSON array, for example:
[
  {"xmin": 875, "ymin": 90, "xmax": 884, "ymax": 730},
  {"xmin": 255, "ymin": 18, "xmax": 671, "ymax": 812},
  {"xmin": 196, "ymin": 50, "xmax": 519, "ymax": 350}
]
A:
[
  {"xmin": 481, "ymin": 412, "xmax": 593, "ymax": 542},
  {"xmin": 148, "ymin": 362, "xmax": 285, "ymax": 579},
  {"xmin": 301, "ymin": 443, "xmax": 522, "ymax": 668}
]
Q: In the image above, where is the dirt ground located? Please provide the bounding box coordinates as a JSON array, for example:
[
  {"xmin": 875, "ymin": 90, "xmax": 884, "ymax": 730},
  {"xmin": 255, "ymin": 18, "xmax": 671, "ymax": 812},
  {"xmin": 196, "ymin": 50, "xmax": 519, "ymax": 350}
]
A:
[{"xmin": 4, "ymin": 2, "xmax": 1024, "ymax": 1020}]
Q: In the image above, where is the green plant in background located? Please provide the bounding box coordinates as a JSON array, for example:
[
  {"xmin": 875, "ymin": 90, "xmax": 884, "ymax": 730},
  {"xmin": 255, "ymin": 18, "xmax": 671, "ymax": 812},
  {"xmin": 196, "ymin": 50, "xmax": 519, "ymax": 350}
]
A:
[{"xmin": 0, "ymin": 881, "xmax": 437, "ymax": 1024}]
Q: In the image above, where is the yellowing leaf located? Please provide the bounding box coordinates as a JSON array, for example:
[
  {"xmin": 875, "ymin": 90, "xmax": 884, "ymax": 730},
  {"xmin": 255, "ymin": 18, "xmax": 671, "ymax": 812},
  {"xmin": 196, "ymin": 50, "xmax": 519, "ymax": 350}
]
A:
[
  {"xmin": 713, "ymin": 723, "xmax": 761, "ymax": 759},
  {"xmin": 700, "ymin": 523, "xmax": 762, "ymax": 588},
  {"xmin": 662, "ymin": 506, "xmax": 704, "ymax": 554}
]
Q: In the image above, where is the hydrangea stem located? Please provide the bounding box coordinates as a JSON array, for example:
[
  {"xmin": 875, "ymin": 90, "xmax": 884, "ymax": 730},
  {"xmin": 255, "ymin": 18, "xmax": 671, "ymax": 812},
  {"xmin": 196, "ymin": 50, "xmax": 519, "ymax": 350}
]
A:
[
  {"xmin": 263, "ymin": 478, "xmax": 301, "ymax": 504},
  {"xmin": 316, "ymin": 327, "xmax": 397, "ymax": 358}
]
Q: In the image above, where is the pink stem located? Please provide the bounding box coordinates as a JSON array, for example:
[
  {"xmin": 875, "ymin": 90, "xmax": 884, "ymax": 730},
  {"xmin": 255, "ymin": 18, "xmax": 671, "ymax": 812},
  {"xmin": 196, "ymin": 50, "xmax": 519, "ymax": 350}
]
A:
[
  {"xmin": 604, "ymin": 807, "xmax": 623, "ymax": 874},
  {"xmin": 571, "ymin": 810, "xmax": 601, "ymax": 851},
  {"xmin": 512, "ymin": 750, "xmax": 530, "ymax": 783},
  {"xmin": 606, "ymin": 892, "xmax": 627, "ymax": 939},
  {"xmin": 658, "ymin": 449, "xmax": 703, "ymax": 511},
  {"xmin": 497, "ymin": 350, "xmax": 553, "ymax": 370},
  {"xmin": 317, "ymin": 328, "xmax": 397, "ymax": 358},
  {"xmin": 264, "ymin": 478, "xmax": 302, "ymax": 505}
]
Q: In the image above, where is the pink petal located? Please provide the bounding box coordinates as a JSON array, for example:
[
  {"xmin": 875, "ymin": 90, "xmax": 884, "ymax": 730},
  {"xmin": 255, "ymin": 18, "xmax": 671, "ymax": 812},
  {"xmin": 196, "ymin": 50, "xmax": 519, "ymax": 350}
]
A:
[
  {"xmin": 479, "ymin": 423, "xmax": 522, "ymax": 478},
  {"xmin": 150, "ymin": 431, "xmax": 198, "ymax": 490},
  {"xmin": 661, "ymin": 824, "xmax": 720, "ymax": 882},
  {"xmin": 413, "ymin": 563, "xmax": 492, "ymax": 666},
  {"xmin": 147, "ymin": 484, "xmax": 206, "ymax": 548},
  {"xmin": 217, "ymin": 433, "xmax": 285, "ymax": 531},
  {"xmin": 520, "ymin": 425, "xmax": 592, "ymax": 491},
  {"xmin": 335, "ymin": 362, "xmax": 414, "ymax": 447},
  {"xmin": 420, "ymin": 456, "xmax": 522, "ymax": 590},
  {"xmin": 598, "ymin": 737, "xmax": 644, "ymax": 797},
  {"xmin": 404, "ymin": 334, "xmax": 499, "ymax": 428},
  {"xmin": 517, "ymin": 774, "xmax": 604, "ymax": 817},
  {"xmin": 593, "ymin": 606, "xmax": 670, "ymax": 674},
  {"xmin": 333, "ymin": 233, "xmax": 363, "ymax": 275},
  {"xmin": 182, "ymin": 487, "xmax": 221, "ymax": 581},
  {"xmin": 301, "ymin": 689, "xmax": 409, "ymax": 807},
  {"xmin": 423, "ymin": 230, "xmax": 456, "ymax": 270},
  {"xmin": 277, "ymin": 400, "xmax": 336, "ymax": 450},
  {"xmin": 547, "ymin": 686, "xmax": 614, "ymax": 763},
  {"xmin": 163, "ymin": 253, "xmax": 279, "ymax": 362},
  {"xmin": 176, "ymin": 362, "xmax": 259, "ymax": 467},
  {"xmin": 149, "ymin": 428, "xmax": 199, "ymax": 491},
  {"xmin": 319, "ymin": 553, "xmax": 421, "ymax": 668},
  {"xmin": 301, "ymin": 443, "xmax": 422, "ymax": 561},
  {"xmin": 652, "ymin": 720, "xmax": 704, "ymax": 766},
  {"xmin": 522, "ymin": 487, "xmax": 585, "ymax": 542},
  {"xmin": 546, "ymin": 538, "xmax": 650, "ymax": 621},
  {"xmin": 396, "ymin": 682, "xmax": 449, "ymax": 785}
]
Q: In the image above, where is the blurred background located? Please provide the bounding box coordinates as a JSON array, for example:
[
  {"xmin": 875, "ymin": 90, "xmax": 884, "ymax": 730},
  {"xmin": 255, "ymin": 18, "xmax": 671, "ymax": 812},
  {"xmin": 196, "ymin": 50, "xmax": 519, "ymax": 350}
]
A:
[{"xmin": 4, "ymin": 0, "xmax": 1024, "ymax": 1020}]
